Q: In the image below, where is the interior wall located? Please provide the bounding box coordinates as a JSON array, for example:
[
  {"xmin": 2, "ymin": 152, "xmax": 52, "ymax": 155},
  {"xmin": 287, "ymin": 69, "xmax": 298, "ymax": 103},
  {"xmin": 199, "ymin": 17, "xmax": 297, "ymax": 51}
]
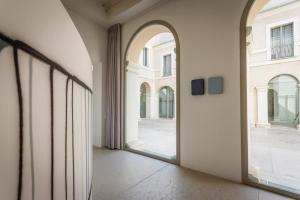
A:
[
  {"xmin": 65, "ymin": 8, "xmax": 108, "ymax": 147},
  {"xmin": 0, "ymin": 0, "xmax": 93, "ymax": 86},
  {"xmin": 122, "ymin": 0, "xmax": 249, "ymax": 182}
]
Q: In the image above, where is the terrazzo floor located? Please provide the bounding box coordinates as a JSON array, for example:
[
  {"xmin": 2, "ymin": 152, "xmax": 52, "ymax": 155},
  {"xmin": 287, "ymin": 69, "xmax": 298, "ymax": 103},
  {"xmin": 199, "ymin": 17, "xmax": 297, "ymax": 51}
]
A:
[{"xmin": 92, "ymin": 148, "xmax": 294, "ymax": 200}]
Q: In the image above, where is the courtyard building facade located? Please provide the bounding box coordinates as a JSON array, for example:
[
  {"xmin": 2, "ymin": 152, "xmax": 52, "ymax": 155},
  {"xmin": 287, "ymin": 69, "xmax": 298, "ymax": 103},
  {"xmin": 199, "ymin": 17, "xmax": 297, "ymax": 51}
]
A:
[
  {"xmin": 137, "ymin": 33, "xmax": 176, "ymax": 120},
  {"xmin": 247, "ymin": 0, "xmax": 300, "ymax": 129},
  {"xmin": 246, "ymin": 0, "xmax": 300, "ymax": 195},
  {"xmin": 125, "ymin": 31, "xmax": 177, "ymax": 159}
]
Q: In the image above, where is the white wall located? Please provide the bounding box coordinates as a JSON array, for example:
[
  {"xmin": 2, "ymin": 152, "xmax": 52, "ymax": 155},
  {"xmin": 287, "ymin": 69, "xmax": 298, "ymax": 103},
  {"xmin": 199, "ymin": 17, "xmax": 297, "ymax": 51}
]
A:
[
  {"xmin": 0, "ymin": 0, "xmax": 93, "ymax": 199},
  {"xmin": 122, "ymin": 0, "xmax": 248, "ymax": 182},
  {"xmin": 65, "ymin": 8, "xmax": 108, "ymax": 148},
  {"xmin": 0, "ymin": 0, "xmax": 93, "ymax": 86},
  {"xmin": 249, "ymin": 1, "xmax": 300, "ymax": 64}
]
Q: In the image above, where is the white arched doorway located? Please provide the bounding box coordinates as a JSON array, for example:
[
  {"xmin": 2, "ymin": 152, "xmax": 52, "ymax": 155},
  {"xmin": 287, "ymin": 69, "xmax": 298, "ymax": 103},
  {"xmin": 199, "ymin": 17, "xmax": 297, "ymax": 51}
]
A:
[
  {"xmin": 241, "ymin": 0, "xmax": 300, "ymax": 198},
  {"xmin": 124, "ymin": 21, "xmax": 180, "ymax": 163}
]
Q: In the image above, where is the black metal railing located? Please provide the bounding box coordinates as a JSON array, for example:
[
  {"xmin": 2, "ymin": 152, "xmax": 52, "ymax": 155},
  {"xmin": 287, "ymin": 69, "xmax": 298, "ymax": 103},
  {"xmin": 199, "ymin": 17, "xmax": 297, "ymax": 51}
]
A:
[
  {"xmin": 0, "ymin": 32, "xmax": 93, "ymax": 200},
  {"xmin": 271, "ymin": 44, "xmax": 294, "ymax": 60}
]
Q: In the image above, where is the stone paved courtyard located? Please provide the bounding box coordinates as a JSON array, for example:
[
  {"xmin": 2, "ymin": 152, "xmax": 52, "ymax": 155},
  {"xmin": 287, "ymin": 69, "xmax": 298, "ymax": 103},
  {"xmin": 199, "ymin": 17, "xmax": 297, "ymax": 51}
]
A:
[
  {"xmin": 250, "ymin": 127, "xmax": 300, "ymax": 193},
  {"xmin": 137, "ymin": 119, "xmax": 176, "ymax": 158},
  {"xmin": 135, "ymin": 120, "xmax": 300, "ymax": 193}
]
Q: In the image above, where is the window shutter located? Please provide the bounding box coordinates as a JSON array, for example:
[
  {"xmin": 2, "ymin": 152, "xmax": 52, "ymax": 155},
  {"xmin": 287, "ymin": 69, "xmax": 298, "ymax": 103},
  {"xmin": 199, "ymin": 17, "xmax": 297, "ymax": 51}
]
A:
[
  {"xmin": 163, "ymin": 54, "xmax": 172, "ymax": 76},
  {"xmin": 271, "ymin": 27, "xmax": 281, "ymax": 59},
  {"xmin": 270, "ymin": 23, "xmax": 294, "ymax": 59},
  {"xmin": 282, "ymin": 24, "xmax": 294, "ymax": 57},
  {"xmin": 143, "ymin": 47, "xmax": 148, "ymax": 66}
]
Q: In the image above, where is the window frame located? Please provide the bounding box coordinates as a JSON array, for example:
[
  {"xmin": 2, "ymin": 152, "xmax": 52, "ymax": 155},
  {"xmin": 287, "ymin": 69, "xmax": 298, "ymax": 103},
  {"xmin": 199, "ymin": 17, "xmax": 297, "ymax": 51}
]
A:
[
  {"xmin": 266, "ymin": 17, "xmax": 299, "ymax": 60},
  {"xmin": 159, "ymin": 86, "xmax": 175, "ymax": 119},
  {"xmin": 241, "ymin": 1, "xmax": 300, "ymax": 198},
  {"xmin": 142, "ymin": 47, "xmax": 149, "ymax": 66},
  {"xmin": 162, "ymin": 53, "xmax": 172, "ymax": 77}
]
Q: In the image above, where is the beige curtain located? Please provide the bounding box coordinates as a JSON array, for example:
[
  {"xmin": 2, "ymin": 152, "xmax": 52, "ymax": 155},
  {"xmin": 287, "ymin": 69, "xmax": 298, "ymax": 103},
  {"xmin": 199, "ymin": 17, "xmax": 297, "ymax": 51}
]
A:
[{"xmin": 105, "ymin": 24, "xmax": 123, "ymax": 149}]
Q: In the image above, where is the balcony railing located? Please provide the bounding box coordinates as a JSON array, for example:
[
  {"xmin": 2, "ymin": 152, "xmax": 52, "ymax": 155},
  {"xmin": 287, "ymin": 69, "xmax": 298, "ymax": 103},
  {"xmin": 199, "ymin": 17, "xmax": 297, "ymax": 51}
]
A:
[{"xmin": 271, "ymin": 44, "xmax": 294, "ymax": 60}]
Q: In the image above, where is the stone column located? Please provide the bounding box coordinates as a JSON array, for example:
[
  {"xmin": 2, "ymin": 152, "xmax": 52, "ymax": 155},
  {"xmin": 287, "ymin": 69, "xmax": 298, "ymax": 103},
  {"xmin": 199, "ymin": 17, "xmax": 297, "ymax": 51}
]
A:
[
  {"xmin": 297, "ymin": 84, "xmax": 300, "ymax": 130},
  {"xmin": 152, "ymin": 93, "xmax": 159, "ymax": 119},
  {"xmin": 256, "ymin": 85, "xmax": 270, "ymax": 128},
  {"xmin": 248, "ymin": 86, "xmax": 257, "ymax": 127},
  {"xmin": 150, "ymin": 85, "xmax": 157, "ymax": 119},
  {"xmin": 174, "ymin": 91, "xmax": 176, "ymax": 119},
  {"xmin": 125, "ymin": 62, "xmax": 139, "ymax": 146}
]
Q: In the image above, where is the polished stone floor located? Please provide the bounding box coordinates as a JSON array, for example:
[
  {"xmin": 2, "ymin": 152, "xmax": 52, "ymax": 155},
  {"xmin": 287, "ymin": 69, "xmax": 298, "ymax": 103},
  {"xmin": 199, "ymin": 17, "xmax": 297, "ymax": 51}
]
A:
[
  {"xmin": 250, "ymin": 127, "xmax": 300, "ymax": 193},
  {"xmin": 93, "ymin": 148, "xmax": 293, "ymax": 200}
]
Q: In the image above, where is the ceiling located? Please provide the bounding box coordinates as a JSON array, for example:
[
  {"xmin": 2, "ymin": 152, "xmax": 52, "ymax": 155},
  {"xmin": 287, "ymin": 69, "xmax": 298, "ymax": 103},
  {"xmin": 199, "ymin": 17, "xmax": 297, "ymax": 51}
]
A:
[{"xmin": 61, "ymin": 0, "xmax": 168, "ymax": 27}]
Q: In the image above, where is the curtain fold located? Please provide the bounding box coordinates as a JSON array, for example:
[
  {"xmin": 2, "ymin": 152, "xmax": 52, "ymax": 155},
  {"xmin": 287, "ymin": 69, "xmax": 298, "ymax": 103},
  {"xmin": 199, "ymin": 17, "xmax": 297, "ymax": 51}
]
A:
[{"xmin": 105, "ymin": 24, "xmax": 123, "ymax": 149}]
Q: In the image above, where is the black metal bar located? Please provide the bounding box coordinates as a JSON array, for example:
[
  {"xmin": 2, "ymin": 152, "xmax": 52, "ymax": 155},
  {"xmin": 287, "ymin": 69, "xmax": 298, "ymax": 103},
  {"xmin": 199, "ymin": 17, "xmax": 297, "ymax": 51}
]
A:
[
  {"xmin": 0, "ymin": 32, "xmax": 14, "ymax": 44},
  {"xmin": 85, "ymin": 90, "xmax": 88, "ymax": 200},
  {"xmin": 65, "ymin": 78, "xmax": 70, "ymax": 200},
  {"xmin": 13, "ymin": 46, "xmax": 24, "ymax": 200},
  {"xmin": 88, "ymin": 185, "xmax": 92, "ymax": 200},
  {"xmin": 72, "ymin": 81, "xmax": 75, "ymax": 200},
  {"xmin": 88, "ymin": 93, "xmax": 92, "ymax": 200},
  {"xmin": 0, "ymin": 32, "xmax": 92, "ymax": 94},
  {"xmin": 50, "ymin": 67, "xmax": 54, "ymax": 200},
  {"xmin": 1, "ymin": 31, "xmax": 93, "ymax": 200}
]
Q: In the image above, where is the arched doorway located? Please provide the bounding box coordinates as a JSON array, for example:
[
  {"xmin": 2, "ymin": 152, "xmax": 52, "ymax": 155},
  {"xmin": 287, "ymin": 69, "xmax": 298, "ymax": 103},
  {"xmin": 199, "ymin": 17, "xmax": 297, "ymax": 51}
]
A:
[
  {"xmin": 268, "ymin": 75, "xmax": 299, "ymax": 127},
  {"xmin": 140, "ymin": 82, "xmax": 151, "ymax": 118},
  {"xmin": 159, "ymin": 86, "xmax": 174, "ymax": 119},
  {"xmin": 124, "ymin": 21, "xmax": 180, "ymax": 163},
  {"xmin": 241, "ymin": 0, "xmax": 300, "ymax": 198}
]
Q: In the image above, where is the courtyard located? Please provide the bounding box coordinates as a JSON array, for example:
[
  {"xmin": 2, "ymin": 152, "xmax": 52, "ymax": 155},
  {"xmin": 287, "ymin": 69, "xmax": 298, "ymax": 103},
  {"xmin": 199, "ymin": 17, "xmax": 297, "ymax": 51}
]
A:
[
  {"xmin": 135, "ymin": 120, "xmax": 300, "ymax": 193},
  {"xmin": 136, "ymin": 119, "xmax": 176, "ymax": 159},
  {"xmin": 250, "ymin": 127, "xmax": 300, "ymax": 193}
]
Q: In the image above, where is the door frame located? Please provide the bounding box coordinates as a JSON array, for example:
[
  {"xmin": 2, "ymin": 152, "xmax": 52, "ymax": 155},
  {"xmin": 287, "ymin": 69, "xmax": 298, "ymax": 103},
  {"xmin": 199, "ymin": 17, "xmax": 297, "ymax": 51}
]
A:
[
  {"xmin": 123, "ymin": 20, "xmax": 181, "ymax": 165},
  {"xmin": 241, "ymin": 0, "xmax": 300, "ymax": 199}
]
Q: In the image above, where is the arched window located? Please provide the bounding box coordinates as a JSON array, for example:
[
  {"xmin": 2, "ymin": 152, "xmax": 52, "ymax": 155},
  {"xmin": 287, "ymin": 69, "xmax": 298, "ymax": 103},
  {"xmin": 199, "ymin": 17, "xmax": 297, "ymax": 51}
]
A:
[
  {"xmin": 268, "ymin": 75, "xmax": 299, "ymax": 126},
  {"xmin": 159, "ymin": 87, "xmax": 174, "ymax": 119}
]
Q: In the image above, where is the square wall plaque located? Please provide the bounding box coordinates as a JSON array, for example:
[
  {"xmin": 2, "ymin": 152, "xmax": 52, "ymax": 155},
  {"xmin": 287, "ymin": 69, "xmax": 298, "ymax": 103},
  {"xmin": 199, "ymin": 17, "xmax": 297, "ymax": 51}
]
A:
[
  {"xmin": 208, "ymin": 76, "xmax": 224, "ymax": 94},
  {"xmin": 191, "ymin": 79, "xmax": 205, "ymax": 95}
]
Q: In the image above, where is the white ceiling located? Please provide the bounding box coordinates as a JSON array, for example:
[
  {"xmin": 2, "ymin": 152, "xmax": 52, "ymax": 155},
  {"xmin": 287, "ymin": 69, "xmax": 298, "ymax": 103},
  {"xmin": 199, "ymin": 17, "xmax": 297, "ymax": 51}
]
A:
[{"xmin": 61, "ymin": 0, "xmax": 168, "ymax": 27}]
